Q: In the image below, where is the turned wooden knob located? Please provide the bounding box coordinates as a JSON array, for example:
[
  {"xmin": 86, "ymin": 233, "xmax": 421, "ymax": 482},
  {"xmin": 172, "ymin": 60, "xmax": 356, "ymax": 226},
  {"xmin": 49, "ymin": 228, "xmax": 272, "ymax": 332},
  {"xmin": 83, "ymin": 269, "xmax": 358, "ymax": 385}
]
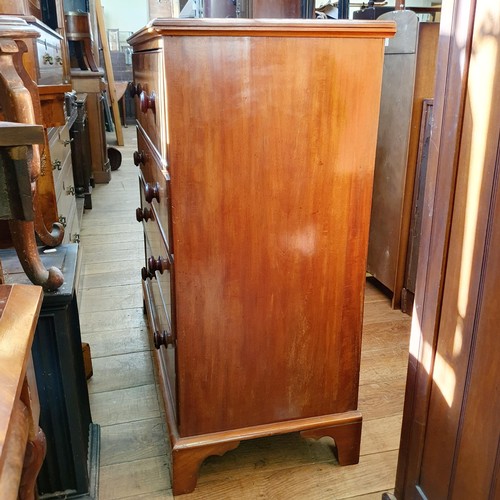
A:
[
  {"xmin": 140, "ymin": 91, "xmax": 156, "ymax": 114},
  {"xmin": 128, "ymin": 82, "xmax": 143, "ymax": 97},
  {"xmin": 144, "ymin": 182, "xmax": 160, "ymax": 203},
  {"xmin": 148, "ymin": 255, "xmax": 170, "ymax": 275},
  {"xmin": 141, "ymin": 267, "xmax": 155, "ymax": 281},
  {"xmin": 154, "ymin": 329, "xmax": 175, "ymax": 349},
  {"xmin": 133, "ymin": 150, "xmax": 146, "ymax": 166},
  {"xmin": 136, "ymin": 207, "xmax": 154, "ymax": 223}
]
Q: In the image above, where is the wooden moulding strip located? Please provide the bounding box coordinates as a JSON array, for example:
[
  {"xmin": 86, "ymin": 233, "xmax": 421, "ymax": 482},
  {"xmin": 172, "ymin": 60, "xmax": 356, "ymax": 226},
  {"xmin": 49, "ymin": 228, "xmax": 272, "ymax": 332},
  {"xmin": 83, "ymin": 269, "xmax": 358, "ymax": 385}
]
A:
[
  {"xmin": 171, "ymin": 411, "xmax": 363, "ymax": 450},
  {"xmin": 128, "ymin": 19, "xmax": 396, "ymax": 45}
]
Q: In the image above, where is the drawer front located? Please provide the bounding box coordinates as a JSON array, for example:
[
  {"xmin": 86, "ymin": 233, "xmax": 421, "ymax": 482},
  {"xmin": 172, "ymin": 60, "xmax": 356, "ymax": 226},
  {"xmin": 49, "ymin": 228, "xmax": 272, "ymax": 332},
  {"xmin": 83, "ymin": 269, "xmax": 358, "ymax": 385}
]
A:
[
  {"xmin": 143, "ymin": 235, "xmax": 177, "ymax": 414},
  {"xmin": 49, "ymin": 124, "xmax": 72, "ymax": 188},
  {"xmin": 56, "ymin": 154, "xmax": 77, "ymax": 230},
  {"xmin": 61, "ymin": 199, "xmax": 80, "ymax": 245},
  {"xmin": 137, "ymin": 126, "xmax": 172, "ymax": 256},
  {"xmin": 36, "ymin": 33, "xmax": 65, "ymax": 85},
  {"xmin": 132, "ymin": 50, "xmax": 165, "ymax": 158}
]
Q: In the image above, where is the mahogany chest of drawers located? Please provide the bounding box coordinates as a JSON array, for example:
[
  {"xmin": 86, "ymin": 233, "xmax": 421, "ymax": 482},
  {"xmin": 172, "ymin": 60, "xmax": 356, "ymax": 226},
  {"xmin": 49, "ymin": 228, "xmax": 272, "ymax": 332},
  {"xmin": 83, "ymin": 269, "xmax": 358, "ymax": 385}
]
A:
[{"xmin": 129, "ymin": 18, "xmax": 395, "ymax": 495}]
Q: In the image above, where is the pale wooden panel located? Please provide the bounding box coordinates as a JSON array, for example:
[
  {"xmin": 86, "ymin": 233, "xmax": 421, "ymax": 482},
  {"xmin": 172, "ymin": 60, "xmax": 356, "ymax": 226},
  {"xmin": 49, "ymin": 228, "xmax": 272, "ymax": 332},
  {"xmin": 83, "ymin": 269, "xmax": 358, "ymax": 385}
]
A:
[
  {"xmin": 79, "ymin": 268, "xmax": 142, "ymax": 290},
  {"xmin": 99, "ymin": 456, "xmax": 170, "ymax": 500},
  {"xmin": 89, "ymin": 384, "xmax": 160, "ymax": 426},
  {"xmin": 79, "ymin": 284, "xmax": 143, "ymax": 313},
  {"xmin": 358, "ymin": 381, "xmax": 406, "ymax": 421},
  {"xmin": 360, "ymin": 348, "xmax": 410, "ymax": 385},
  {"xmin": 184, "ymin": 450, "xmax": 398, "ymax": 499},
  {"xmin": 80, "ymin": 260, "xmax": 143, "ymax": 278},
  {"xmin": 87, "ymin": 351, "xmax": 155, "ymax": 394},
  {"xmin": 78, "ymin": 231, "xmax": 143, "ymax": 247},
  {"xmin": 100, "ymin": 417, "xmax": 167, "ymax": 466},
  {"xmin": 113, "ymin": 492, "xmax": 173, "ymax": 500},
  {"xmin": 80, "ymin": 307, "xmax": 146, "ymax": 334},
  {"xmin": 363, "ymin": 301, "xmax": 410, "ymax": 325},
  {"xmin": 364, "ymin": 279, "xmax": 391, "ymax": 303},
  {"xmin": 80, "ymin": 327, "xmax": 150, "ymax": 358},
  {"xmin": 80, "ymin": 222, "xmax": 142, "ymax": 237},
  {"xmin": 361, "ymin": 320, "xmax": 412, "ymax": 353},
  {"xmin": 80, "ymin": 241, "xmax": 144, "ymax": 264}
]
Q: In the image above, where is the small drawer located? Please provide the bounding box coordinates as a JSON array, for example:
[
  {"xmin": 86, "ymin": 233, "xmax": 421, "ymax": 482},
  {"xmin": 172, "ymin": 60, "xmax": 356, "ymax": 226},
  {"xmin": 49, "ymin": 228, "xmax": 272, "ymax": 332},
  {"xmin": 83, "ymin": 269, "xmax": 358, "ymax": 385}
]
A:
[
  {"xmin": 56, "ymin": 157, "xmax": 77, "ymax": 227},
  {"xmin": 61, "ymin": 200, "xmax": 80, "ymax": 245},
  {"xmin": 131, "ymin": 50, "xmax": 166, "ymax": 158},
  {"xmin": 142, "ymin": 275, "xmax": 177, "ymax": 413},
  {"xmin": 136, "ymin": 126, "xmax": 173, "ymax": 255},
  {"xmin": 53, "ymin": 144, "xmax": 74, "ymax": 200},
  {"xmin": 36, "ymin": 32, "xmax": 65, "ymax": 85},
  {"xmin": 58, "ymin": 190, "xmax": 79, "ymax": 245},
  {"xmin": 49, "ymin": 124, "xmax": 72, "ymax": 187}
]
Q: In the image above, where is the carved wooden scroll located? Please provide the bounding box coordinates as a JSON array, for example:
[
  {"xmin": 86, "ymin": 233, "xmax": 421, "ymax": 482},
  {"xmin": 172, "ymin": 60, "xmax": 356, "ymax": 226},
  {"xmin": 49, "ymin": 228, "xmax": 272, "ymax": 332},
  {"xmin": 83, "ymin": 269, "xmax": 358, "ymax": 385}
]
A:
[{"xmin": 0, "ymin": 21, "xmax": 64, "ymax": 291}]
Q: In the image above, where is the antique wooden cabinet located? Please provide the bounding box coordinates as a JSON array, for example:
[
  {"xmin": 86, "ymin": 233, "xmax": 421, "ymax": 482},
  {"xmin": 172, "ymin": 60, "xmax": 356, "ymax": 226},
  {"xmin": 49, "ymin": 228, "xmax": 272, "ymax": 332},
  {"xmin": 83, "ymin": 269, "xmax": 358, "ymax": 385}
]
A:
[
  {"xmin": 70, "ymin": 69, "xmax": 111, "ymax": 184},
  {"xmin": 0, "ymin": 14, "xmax": 79, "ymax": 247},
  {"xmin": 129, "ymin": 18, "xmax": 395, "ymax": 495}
]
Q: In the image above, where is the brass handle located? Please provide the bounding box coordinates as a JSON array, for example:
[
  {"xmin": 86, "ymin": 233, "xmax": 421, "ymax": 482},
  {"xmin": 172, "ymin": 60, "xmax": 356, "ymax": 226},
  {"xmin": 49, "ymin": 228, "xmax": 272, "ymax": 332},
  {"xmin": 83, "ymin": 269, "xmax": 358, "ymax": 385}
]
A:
[
  {"xmin": 52, "ymin": 159, "xmax": 62, "ymax": 170},
  {"xmin": 66, "ymin": 185, "xmax": 75, "ymax": 196},
  {"xmin": 43, "ymin": 53, "xmax": 54, "ymax": 65}
]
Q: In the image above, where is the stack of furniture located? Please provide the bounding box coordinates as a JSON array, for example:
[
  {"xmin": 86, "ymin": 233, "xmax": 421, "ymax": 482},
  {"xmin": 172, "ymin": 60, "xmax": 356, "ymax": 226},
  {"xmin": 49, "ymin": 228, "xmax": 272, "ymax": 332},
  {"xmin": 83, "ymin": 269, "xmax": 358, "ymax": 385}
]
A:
[
  {"xmin": 0, "ymin": 9, "xmax": 81, "ymax": 247},
  {"xmin": 129, "ymin": 18, "xmax": 395, "ymax": 495}
]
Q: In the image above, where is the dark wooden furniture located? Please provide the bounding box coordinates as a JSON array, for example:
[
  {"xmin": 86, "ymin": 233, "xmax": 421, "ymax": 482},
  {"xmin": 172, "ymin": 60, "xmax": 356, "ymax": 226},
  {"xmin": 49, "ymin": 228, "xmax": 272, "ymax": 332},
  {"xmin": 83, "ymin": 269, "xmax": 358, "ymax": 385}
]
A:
[
  {"xmin": 400, "ymin": 98, "xmax": 433, "ymax": 314},
  {"xmin": 0, "ymin": 244, "xmax": 100, "ymax": 499},
  {"xmin": 129, "ymin": 18, "xmax": 395, "ymax": 495},
  {"xmin": 0, "ymin": 283, "xmax": 45, "ymax": 500},
  {"xmin": 70, "ymin": 92, "xmax": 93, "ymax": 209},
  {"xmin": 367, "ymin": 14, "xmax": 439, "ymax": 309},
  {"xmin": 395, "ymin": 0, "xmax": 500, "ymax": 497},
  {"xmin": 70, "ymin": 69, "xmax": 110, "ymax": 184},
  {"xmin": 65, "ymin": 11, "xmax": 98, "ymax": 71}
]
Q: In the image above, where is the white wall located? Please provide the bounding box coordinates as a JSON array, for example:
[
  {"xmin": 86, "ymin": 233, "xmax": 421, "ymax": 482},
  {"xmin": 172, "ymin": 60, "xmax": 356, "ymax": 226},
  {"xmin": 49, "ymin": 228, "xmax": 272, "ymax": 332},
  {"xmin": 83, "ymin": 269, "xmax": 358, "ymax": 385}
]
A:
[{"xmin": 100, "ymin": 0, "xmax": 148, "ymax": 35}]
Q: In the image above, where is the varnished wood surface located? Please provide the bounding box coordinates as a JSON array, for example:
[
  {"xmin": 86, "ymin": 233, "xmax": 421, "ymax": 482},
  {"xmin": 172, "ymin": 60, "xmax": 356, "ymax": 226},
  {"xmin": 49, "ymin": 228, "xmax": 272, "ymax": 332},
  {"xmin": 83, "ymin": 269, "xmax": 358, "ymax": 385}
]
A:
[
  {"xmin": 163, "ymin": 32, "xmax": 385, "ymax": 437},
  {"xmin": 79, "ymin": 127, "xmax": 411, "ymax": 498},
  {"xmin": 405, "ymin": 1, "xmax": 500, "ymax": 497},
  {"xmin": 0, "ymin": 283, "xmax": 43, "ymax": 500},
  {"xmin": 129, "ymin": 19, "xmax": 396, "ymax": 45}
]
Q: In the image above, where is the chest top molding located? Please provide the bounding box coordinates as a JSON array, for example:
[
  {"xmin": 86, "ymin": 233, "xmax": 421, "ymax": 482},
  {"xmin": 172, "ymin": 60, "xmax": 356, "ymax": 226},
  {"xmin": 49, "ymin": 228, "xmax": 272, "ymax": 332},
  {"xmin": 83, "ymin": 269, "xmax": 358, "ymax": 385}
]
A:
[{"xmin": 128, "ymin": 18, "xmax": 396, "ymax": 45}]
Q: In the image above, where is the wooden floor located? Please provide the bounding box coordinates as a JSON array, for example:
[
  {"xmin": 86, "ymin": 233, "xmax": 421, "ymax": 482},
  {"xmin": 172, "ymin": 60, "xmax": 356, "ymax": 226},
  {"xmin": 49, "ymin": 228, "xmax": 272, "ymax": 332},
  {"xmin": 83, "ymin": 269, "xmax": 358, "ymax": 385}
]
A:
[{"xmin": 78, "ymin": 126, "xmax": 412, "ymax": 500}]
